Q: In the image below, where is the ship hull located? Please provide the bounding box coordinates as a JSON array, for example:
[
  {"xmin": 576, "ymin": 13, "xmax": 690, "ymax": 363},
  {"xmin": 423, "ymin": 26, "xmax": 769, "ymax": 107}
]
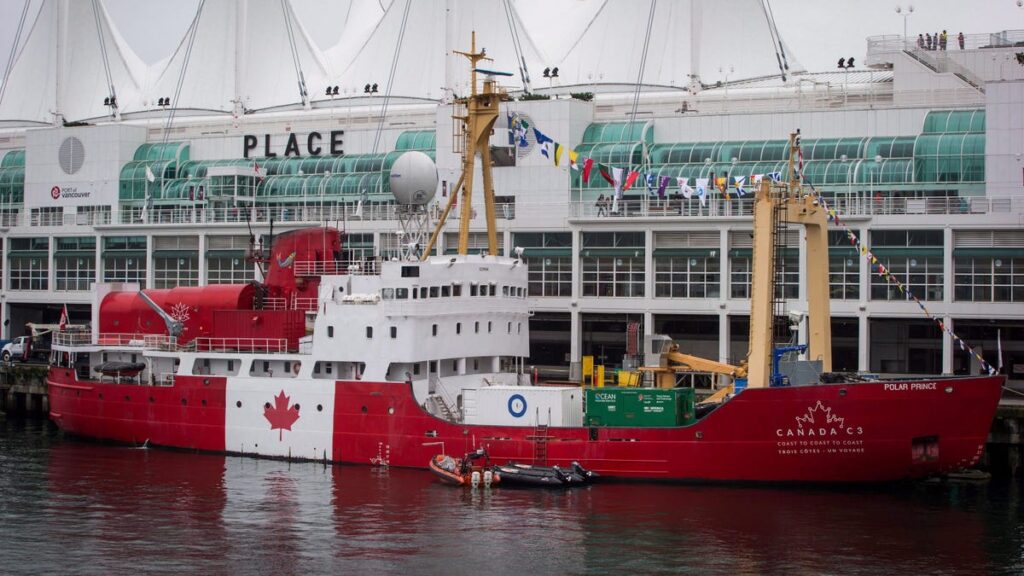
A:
[{"xmin": 48, "ymin": 367, "xmax": 1003, "ymax": 483}]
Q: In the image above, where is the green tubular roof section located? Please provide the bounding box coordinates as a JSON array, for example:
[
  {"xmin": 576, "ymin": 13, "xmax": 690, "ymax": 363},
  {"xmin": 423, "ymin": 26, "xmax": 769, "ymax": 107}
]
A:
[
  {"xmin": 395, "ymin": 130, "xmax": 436, "ymax": 151},
  {"xmin": 133, "ymin": 142, "xmax": 189, "ymax": 162},
  {"xmin": 581, "ymin": 121, "xmax": 651, "ymax": 145},
  {"xmin": 1, "ymin": 149, "xmax": 25, "ymax": 168},
  {"xmin": 922, "ymin": 110, "xmax": 985, "ymax": 134}
]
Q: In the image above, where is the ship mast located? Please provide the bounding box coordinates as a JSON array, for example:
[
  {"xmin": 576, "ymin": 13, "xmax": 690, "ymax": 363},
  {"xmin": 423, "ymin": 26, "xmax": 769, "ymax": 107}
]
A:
[
  {"xmin": 422, "ymin": 32, "xmax": 509, "ymax": 258},
  {"xmin": 746, "ymin": 131, "xmax": 832, "ymax": 388}
]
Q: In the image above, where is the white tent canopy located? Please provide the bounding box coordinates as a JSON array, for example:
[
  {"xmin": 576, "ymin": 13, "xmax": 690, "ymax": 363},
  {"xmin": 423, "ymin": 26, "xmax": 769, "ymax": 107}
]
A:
[{"xmin": 0, "ymin": 0, "xmax": 801, "ymax": 125}]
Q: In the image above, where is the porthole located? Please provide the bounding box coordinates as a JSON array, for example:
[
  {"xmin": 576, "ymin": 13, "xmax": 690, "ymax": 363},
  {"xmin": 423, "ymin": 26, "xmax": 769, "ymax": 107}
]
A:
[
  {"xmin": 388, "ymin": 407, "xmax": 395, "ymax": 415},
  {"xmin": 181, "ymin": 398, "xmax": 187, "ymax": 406},
  {"xmin": 317, "ymin": 404, "xmax": 323, "ymax": 412},
  {"xmin": 124, "ymin": 395, "xmax": 131, "ymax": 402},
  {"xmin": 149, "ymin": 397, "xmax": 155, "ymax": 403},
  {"xmin": 361, "ymin": 406, "xmax": 368, "ymax": 413},
  {"xmin": 201, "ymin": 399, "xmax": 207, "ymax": 407},
  {"xmin": 98, "ymin": 393, "xmax": 103, "ymax": 400},
  {"xmin": 236, "ymin": 400, "xmax": 242, "ymax": 408},
  {"xmin": 294, "ymin": 404, "xmax": 301, "ymax": 412},
  {"xmin": 265, "ymin": 402, "xmax": 271, "ymax": 410}
]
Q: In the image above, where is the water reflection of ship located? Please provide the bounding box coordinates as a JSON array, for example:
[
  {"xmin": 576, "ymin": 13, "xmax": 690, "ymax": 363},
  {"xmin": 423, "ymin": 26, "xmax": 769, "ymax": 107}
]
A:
[
  {"xmin": 46, "ymin": 441, "xmax": 228, "ymax": 568},
  {"xmin": 44, "ymin": 440, "xmax": 1001, "ymax": 573}
]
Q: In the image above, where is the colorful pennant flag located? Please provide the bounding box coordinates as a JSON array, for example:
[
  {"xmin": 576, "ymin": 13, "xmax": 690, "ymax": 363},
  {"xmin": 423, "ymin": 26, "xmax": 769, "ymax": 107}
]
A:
[
  {"xmin": 623, "ymin": 170, "xmax": 640, "ymax": 192},
  {"xmin": 695, "ymin": 178, "xmax": 708, "ymax": 206},
  {"xmin": 657, "ymin": 176, "xmax": 670, "ymax": 198},
  {"xmin": 678, "ymin": 177, "xmax": 692, "ymax": 199},
  {"xmin": 734, "ymin": 176, "xmax": 747, "ymax": 197},
  {"xmin": 582, "ymin": 158, "xmax": 594, "ymax": 183},
  {"xmin": 569, "ymin": 150, "xmax": 579, "ymax": 170},
  {"xmin": 534, "ymin": 128, "xmax": 553, "ymax": 158}
]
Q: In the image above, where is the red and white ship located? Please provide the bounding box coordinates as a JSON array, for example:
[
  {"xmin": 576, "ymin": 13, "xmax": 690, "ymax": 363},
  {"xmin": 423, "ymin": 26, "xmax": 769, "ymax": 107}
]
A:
[{"xmin": 46, "ymin": 45, "xmax": 1003, "ymax": 483}]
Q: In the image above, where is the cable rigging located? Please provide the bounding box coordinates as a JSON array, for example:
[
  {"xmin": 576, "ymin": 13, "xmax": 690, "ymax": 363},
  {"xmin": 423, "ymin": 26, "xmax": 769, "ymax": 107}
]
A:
[
  {"xmin": 370, "ymin": 0, "xmax": 413, "ymax": 155},
  {"xmin": 91, "ymin": 0, "xmax": 118, "ymax": 118},
  {"xmin": 0, "ymin": 0, "xmax": 31, "ymax": 111},
  {"xmin": 627, "ymin": 0, "xmax": 657, "ymax": 129},
  {"xmin": 760, "ymin": 0, "xmax": 789, "ymax": 81},
  {"xmin": 280, "ymin": 0, "xmax": 310, "ymax": 108},
  {"xmin": 162, "ymin": 0, "xmax": 206, "ymax": 147},
  {"xmin": 501, "ymin": 0, "xmax": 531, "ymax": 93}
]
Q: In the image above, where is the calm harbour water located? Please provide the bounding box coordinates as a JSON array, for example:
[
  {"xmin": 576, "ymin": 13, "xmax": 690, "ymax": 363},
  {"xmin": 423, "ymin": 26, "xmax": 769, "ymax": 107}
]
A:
[{"xmin": 1, "ymin": 418, "xmax": 1023, "ymax": 576}]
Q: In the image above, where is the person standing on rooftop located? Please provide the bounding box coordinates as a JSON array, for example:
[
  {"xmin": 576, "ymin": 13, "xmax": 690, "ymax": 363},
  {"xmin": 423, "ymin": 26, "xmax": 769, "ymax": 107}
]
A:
[
  {"xmin": 926, "ymin": 32, "xmax": 933, "ymax": 50},
  {"xmin": 940, "ymin": 30, "xmax": 948, "ymax": 50},
  {"xmin": 958, "ymin": 31, "xmax": 965, "ymax": 50},
  {"xmin": 917, "ymin": 34, "xmax": 925, "ymax": 49}
]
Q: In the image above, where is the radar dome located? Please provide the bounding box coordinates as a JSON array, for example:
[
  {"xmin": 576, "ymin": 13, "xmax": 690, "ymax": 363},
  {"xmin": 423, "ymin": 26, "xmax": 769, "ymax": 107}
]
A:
[{"xmin": 389, "ymin": 151, "xmax": 438, "ymax": 205}]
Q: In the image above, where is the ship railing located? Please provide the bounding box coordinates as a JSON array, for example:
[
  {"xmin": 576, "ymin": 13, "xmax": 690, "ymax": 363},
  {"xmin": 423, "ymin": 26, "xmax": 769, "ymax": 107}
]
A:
[
  {"xmin": 260, "ymin": 297, "xmax": 288, "ymax": 311},
  {"xmin": 51, "ymin": 331, "xmax": 94, "ymax": 347},
  {"xmin": 292, "ymin": 297, "xmax": 319, "ymax": 311},
  {"xmin": 154, "ymin": 373, "xmax": 176, "ymax": 387},
  {"xmin": 293, "ymin": 259, "xmax": 381, "ymax": 277},
  {"xmin": 193, "ymin": 337, "xmax": 289, "ymax": 353}
]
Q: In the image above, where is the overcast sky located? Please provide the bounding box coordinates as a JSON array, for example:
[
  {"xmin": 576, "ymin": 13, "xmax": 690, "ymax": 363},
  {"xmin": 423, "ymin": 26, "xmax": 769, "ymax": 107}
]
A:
[{"xmin": 1, "ymin": 0, "xmax": 1023, "ymax": 83}]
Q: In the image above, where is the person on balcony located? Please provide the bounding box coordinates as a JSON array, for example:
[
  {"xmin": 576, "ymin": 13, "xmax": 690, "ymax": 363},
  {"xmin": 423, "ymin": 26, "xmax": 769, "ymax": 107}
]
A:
[{"xmin": 958, "ymin": 32, "xmax": 965, "ymax": 50}]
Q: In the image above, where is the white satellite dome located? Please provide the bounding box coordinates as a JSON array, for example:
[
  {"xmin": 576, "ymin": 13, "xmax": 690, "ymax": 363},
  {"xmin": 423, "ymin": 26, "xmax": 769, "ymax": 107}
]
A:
[{"xmin": 389, "ymin": 151, "xmax": 438, "ymax": 206}]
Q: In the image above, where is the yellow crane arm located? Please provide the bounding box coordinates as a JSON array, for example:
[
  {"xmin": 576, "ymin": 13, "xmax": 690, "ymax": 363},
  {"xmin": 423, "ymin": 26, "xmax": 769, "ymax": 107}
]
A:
[{"xmin": 664, "ymin": 351, "xmax": 747, "ymax": 379}]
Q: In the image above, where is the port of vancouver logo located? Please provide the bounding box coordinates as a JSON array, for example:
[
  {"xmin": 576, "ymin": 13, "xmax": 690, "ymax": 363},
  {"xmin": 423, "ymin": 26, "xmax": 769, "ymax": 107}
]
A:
[{"xmin": 776, "ymin": 401, "xmax": 864, "ymax": 438}]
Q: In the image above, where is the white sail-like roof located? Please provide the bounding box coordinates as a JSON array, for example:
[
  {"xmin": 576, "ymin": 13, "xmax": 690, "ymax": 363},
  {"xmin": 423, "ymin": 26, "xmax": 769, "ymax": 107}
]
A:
[
  {"xmin": 0, "ymin": 0, "xmax": 147, "ymax": 125},
  {"xmin": 320, "ymin": 0, "xmax": 802, "ymax": 100},
  {"xmin": 143, "ymin": 0, "xmax": 330, "ymax": 114},
  {"xmin": 0, "ymin": 0, "xmax": 801, "ymax": 124}
]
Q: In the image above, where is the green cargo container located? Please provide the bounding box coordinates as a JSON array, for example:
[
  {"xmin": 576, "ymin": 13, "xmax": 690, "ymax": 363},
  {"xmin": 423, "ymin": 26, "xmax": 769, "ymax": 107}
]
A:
[{"xmin": 585, "ymin": 387, "xmax": 696, "ymax": 427}]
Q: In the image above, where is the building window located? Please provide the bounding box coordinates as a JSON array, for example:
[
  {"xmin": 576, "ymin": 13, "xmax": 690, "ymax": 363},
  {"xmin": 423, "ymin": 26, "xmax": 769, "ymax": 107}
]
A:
[
  {"xmin": 730, "ymin": 257, "xmax": 752, "ymax": 299},
  {"xmin": 729, "ymin": 254, "xmax": 798, "ymax": 299},
  {"xmin": 828, "ymin": 231, "xmax": 859, "ymax": 300},
  {"xmin": 103, "ymin": 236, "xmax": 147, "ymax": 288},
  {"xmin": 328, "ymin": 326, "xmax": 334, "ymax": 338},
  {"xmin": 154, "ymin": 256, "xmax": 199, "ymax": 289},
  {"xmin": 390, "ymin": 326, "xmax": 397, "ymax": 338},
  {"xmin": 8, "ymin": 256, "xmax": 48, "ymax": 290},
  {"xmin": 871, "ymin": 256, "xmax": 944, "ymax": 301},
  {"xmin": 7, "ymin": 238, "xmax": 49, "ymax": 291},
  {"xmin": 207, "ymin": 257, "xmax": 254, "ymax": 284},
  {"xmin": 55, "ymin": 256, "xmax": 95, "ymax": 291},
  {"xmin": 654, "ymin": 255, "xmax": 720, "ymax": 298},
  {"xmin": 54, "ymin": 237, "xmax": 97, "ymax": 291},
  {"xmin": 955, "ymin": 256, "xmax": 1024, "ymax": 302},
  {"xmin": 456, "ymin": 322, "xmax": 462, "ymax": 334},
  {"xmin": 432, "ymin": 324, "xmax": 438, "ymax": 336},
  {"xmin": 870, "ymin": 230, "xmax": 943, "ymax": 301},
  {"xmin": 829, "ymin": 255, "xmax": 860, "ymax": 300},
  {"xmin": 527, "ymin": 256, "xmax": 572, "ymax": 297},
  {"xmin": 366, "ymin": 326, "xmax": 373, "ymax": 338},
  {"xmin": 103, "ymin": 255, "xmax": 146, "ymax": 288},
  {"xmin": 30, "ymin": 206, "xmax": 63, "ymax": 227},
  {"xmin": 581, "ymin": 256, "xmax": 645, "ymax": 297}
]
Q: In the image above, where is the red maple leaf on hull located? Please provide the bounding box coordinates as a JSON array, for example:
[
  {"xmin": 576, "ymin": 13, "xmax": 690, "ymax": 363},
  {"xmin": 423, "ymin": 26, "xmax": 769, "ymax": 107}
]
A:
[{"xmin": 264, "ymin": 390, "xmax": 300, "ymax": 441}]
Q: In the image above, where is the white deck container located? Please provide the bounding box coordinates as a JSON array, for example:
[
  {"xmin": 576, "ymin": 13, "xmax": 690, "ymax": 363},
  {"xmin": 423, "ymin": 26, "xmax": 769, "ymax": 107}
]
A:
[{"xmin": 462, "ymin": 385, "xmax": 583, "ymax": 427}]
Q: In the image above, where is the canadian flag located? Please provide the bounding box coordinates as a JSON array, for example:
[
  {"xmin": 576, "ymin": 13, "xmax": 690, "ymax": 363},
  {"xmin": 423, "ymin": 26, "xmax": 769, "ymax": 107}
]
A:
[{"xmin": 59, "ymin": 304, "xmax": 69, "ymax": 332}]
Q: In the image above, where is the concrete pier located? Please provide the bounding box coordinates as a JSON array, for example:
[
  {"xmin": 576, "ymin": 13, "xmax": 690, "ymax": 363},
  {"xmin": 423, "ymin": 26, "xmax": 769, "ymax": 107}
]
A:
[{"xmin": 0, "ymin": 363, "xmax": 50, "ymax": 417}]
